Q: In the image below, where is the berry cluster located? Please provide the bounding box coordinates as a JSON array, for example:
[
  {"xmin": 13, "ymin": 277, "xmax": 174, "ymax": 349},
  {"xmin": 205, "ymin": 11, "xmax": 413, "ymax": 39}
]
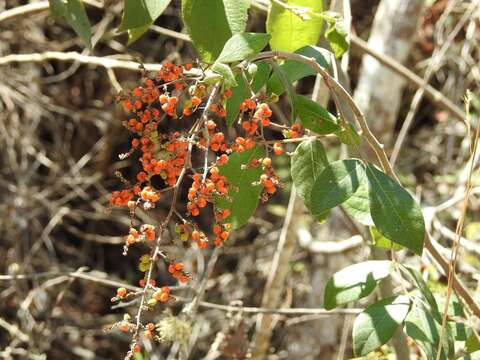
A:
[{"xmin": 110, "ymin": 62, "xmax": 304, "ymax": 356}]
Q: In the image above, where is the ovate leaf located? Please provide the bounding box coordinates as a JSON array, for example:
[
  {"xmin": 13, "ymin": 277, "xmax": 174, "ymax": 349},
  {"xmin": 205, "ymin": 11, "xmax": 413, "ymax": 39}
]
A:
[
  {"xmin": 216, "ymin": 146, "xmax": 265, "ymax": 229},
  {"xmin": 324, "ymin": 260, "xmax": 393, "ymax": 310},
  {"xmin": 127, "ymin": 24, "xmax": 150, "ymax": 45},
  {"xmin": 366, "ymin": 164, "xmax": 425, "ymax": 255},
  {"xmin": 294, "ymin": 95, "xmax": 340, "ymax": 134},
  {"xmin": 266, "ymin": 0, "xmax": 323, "ymax": 53},
  {"xmin": 182, "ymin": 0, "xmax": 250, "ymax": 62},
  {"xmin": 405, "ymin": 302, "xmax": 454, "ymax": 360},
  {"xmin": 267, "ymin": 45, "xmax": 331, "ymax": 95},
  {"xmin": 291, "ymin": 139, "xmax": 329, "ymax": 210},
  {"xmin": 217, "ymin": 33, "xmax": 271, "ymax": 63},
  {"xmin": 308, "ymin": 159, "xmax": 366, "ymax": 214},
  {"xmin": 353, "ymin": 295, "xmax": 411, "ymax": 357},
  {"xmin": 119, "ymin": 0, "xmax": 171, "ymax": 31}
]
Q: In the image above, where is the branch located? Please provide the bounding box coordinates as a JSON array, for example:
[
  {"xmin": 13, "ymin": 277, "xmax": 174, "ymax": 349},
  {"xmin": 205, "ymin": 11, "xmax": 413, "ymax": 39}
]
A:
[{"xmin": 248, "ymin": 50, "xmax": 480, "ymax": 319}]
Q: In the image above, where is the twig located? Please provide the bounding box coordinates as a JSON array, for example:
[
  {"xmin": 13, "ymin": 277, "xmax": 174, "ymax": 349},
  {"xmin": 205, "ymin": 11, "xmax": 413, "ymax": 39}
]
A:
[
  {"xmin": 350, "ymin": 34, "xmax": 465, "ymax": 121},
  {"xmin": 436, "ymin": 93, "xmax": 480, "ymax": 360},
  {"xmin": 253, "ymin": 186, "xmax": 298, "ymax": 359}
]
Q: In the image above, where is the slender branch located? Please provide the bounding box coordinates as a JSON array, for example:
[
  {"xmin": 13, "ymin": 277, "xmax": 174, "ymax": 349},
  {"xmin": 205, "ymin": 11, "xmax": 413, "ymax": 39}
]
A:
[{"xmin": 248, "ymin": 50, "xmax": 480, "ymax": 319}]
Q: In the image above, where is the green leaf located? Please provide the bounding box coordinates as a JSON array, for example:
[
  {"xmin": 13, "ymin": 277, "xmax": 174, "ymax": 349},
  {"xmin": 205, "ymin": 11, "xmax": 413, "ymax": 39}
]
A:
[
  {"xmin": 49, "ymin": 0, "xmax": 92, "ymax": 49},
  {"xmin": 324, "ymin": 260, "xmax": 393, "ymax": 310},
  {"xmin": 211, "ymin": 62, "xmax": 237, "ymax": 88},
  {"xmin": 48, "ymin": 0, "xmax": 66, "ymax": 18},
  {"xmin": 342, "ymin": 175, "xmax": 373, "ymax": 226},
  {"xmin": 225, "ymin": 62, "xmax": 270, "ymax": 127},
  {"xmin": 182, "ymin": 0, "xmax": 250, "ymax": 62},
  {"xmin": 127, "ymin": 24, "xmax": 150, "ymax": 45},
  {"xmin": 266, "ymin": 0, "xmax": 323, "ymax": 53},
  {"xmin": 466, "ymin": 333, "xmax": 480, "ymax": 354},
  {"xmin": 216, "ymin": 146, "xmax": 265, "ymax": 229},
  {"xmin": 217, "ymin": 33, "xmax": 271, "ymax": 63},
  {"xmin": 405, "ymin": 302, "xmax": 454, "ymax": 360},
  {"xmin": 353, "ymin": 295, "xmax": 411, "ymax": 357},
  {"xmin": 294, "ymin": 95, "xmax": 340, "ymax": 134},
  {"xmin": 308, "ymin": 159, "xmax": 366, "ymax": 214},
  {"xmin": 291, "ymin": 139, "xmax": 329, "ymax": 210},
  {"xmin": 119, "ymin": 0, "xmax": 171, "ymax": 31},
  {"xmin": 398, "ymin": 265, "xmax": 439, "ymax": 316},
  {"xmin": 323, "ymin": 12, "xmax": 349, "ymax": 58},
  {"xmin": 335, "ymin": 123, "xmax": 361, "ymax": 146},
  {"xmin": 267, "ymin": 45, "xmax": 331, "ymax": 95},
  {"xmin": 370, "ymin": 226, "xmax": 403, "ymax": 251},
  {"xmin": 366, "ymin": 164, "xmax": 425, "ymax": 255}
]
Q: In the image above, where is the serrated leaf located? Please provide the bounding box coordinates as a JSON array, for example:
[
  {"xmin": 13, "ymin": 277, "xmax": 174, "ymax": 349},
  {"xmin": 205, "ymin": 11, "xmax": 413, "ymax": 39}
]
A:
[
  {"xmin": 267, "ymin": 45, "xmax": 331, "ymax": 95},
  {"xmin": 291, "ymin": 139, "xmax": 329, "ymax": 211},
  {"xmin": 216, "ymin": 146, "xmax": 265, "ymax": 229},
  {"xmin": 323, "ymin": 12, "xmax": 349, "ymax": 58},
  {"xmin": 353, "ymin": 295, "xmax": 411, "ymax": 357},
  {"xmin": 119, "ymin": 0, "xmax": 171, "ymax": 31},
  {"xmin": 182, "ymin": 0, "xmax": 250, "ymax": 62},
  {"xmin": 324, "ymin": 260, "xmax": 393, "ymax": 310},
  {"xmin": 294, "ymin": 95, "xmax": 340, "ymax": 134},
  {"xmin": 370, "ymin": 226, "xmax": 403, "ymax": 251},
  {"xmin": 217, "ymin": 33, "xmax": 271, "ymax": 63},
  {"xmin": 266, "ymin": 0, "xmax": 323, "ymax": 53},
  {"xmin": 225, "ymin": 62, "xmax": 270, "ymax": 127},
  {"xmin": 308, "ymin": 159, "xmax": 365, "ymax": 214},
  {"xmin": 211, "ymin": 62, "xmax": 237, "ymax": 88},
  {"xmin": 366, "ymin": 164, "xmax": 425, "ymax": 255},
  {"xmin": 342, "ymin": 175, "xmax": 373, "ymax": 226},
  {"xmin": 405, "ymin": 302, "xmax": 454, "ymax": 360}
]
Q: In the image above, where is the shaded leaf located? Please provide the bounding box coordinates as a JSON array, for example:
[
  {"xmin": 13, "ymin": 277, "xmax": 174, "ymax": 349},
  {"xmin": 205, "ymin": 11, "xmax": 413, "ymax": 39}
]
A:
[
  {"xmin": 353, "ymin": 295, "xmax": 411, "ymax": 357},
  {"xmin": 127, "ymin": 24, "xmax": 150, "ymax": 45},
  {"xmin": 335, "ymin": 123, "xmax": 361, "ymax": 146},
  {"xmin": 294, "ymin": 94, "xmax": 340, "ymax": 134},
  {"xmin": 119, "ymin": 0, "xmax": 171, "ymax": 31},
  {"xmin": 308, "ymin": 159, "xmax": 366, "ymax": 214},
  {"xmin": 266, "ymin": 0, "xmax": 323, "ymax": 53},
  {"xmin": 217, "ymin": 33, "xmax": 271, "ymax": 63},
  {"xmin": 49, "ymin": 0, "xmax": 92, "ymax": 48},
  {"xmin": 459, "ymin": 352, "xmax": 480, "ymax": 360},
  {"xmin": 267, "ymin": 45, "xmax": 331, "ymax": 95},
  {"xmin": 182, "ymin": 0, "xmax": 250, "ymax": 62},
  {"xmin": 216, "ymin": 146, "xmax": 265, "ymax": 229},
  {"xmin": 366, "ymin": 164, "xmax": 425, "ymax": 255},
  {"xmin": 324, "ymin": 260, "xmax": 393, "ymax": 310},
  {"xmin": 405, "ymin": 302, "xmax": 454, "ymax": 360}
]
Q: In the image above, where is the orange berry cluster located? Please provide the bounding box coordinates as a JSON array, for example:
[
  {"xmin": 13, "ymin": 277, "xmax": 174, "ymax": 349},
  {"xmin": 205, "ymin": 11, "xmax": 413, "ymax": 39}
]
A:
[
  {"xmin": 168, "ymin": 262, "xmax": 188, "ymax": 283},
  {"xmin": 110, "ymin": 62, "xmax": 302, "ymax": 352}
]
